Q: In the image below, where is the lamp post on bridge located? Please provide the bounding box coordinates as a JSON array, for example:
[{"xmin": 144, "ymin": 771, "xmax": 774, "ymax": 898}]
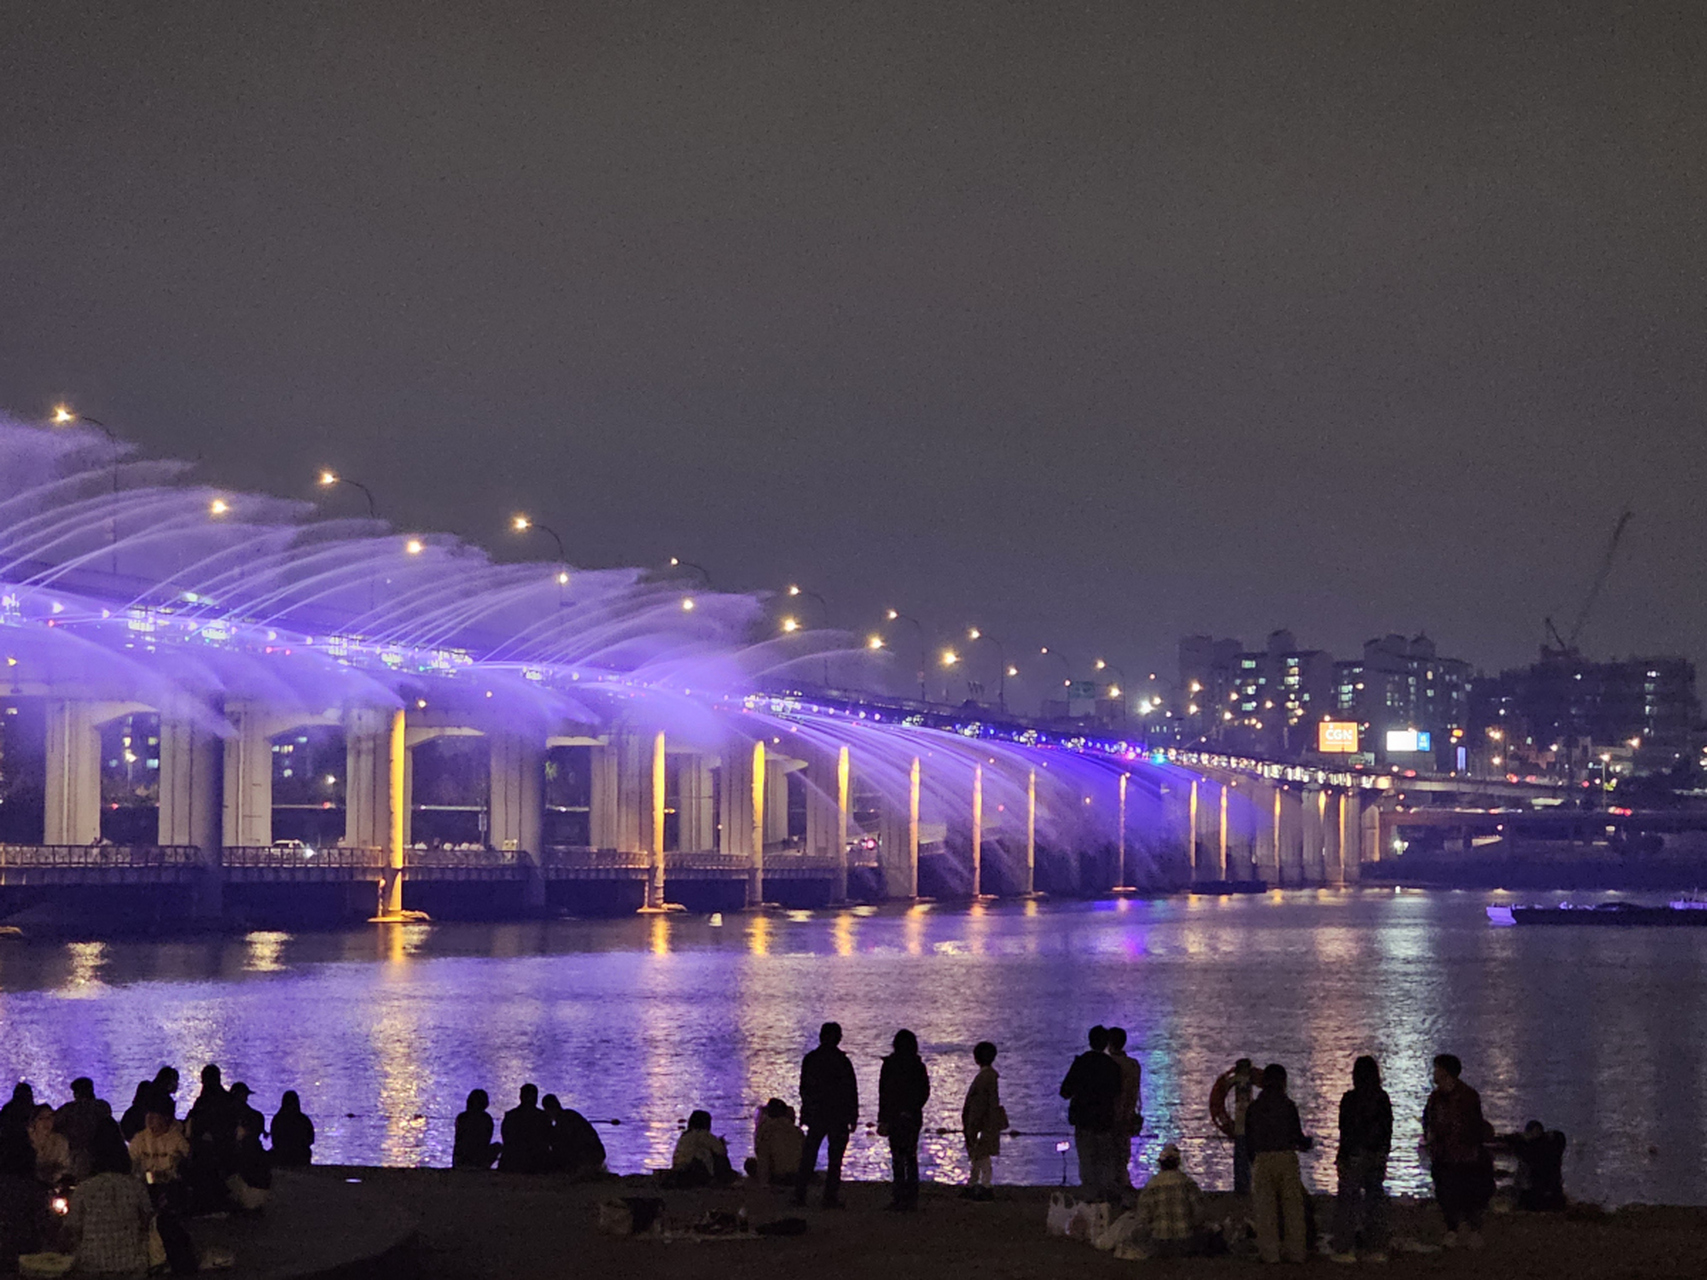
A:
[
  {"xmin": 512, "ymin": 515, "xmax": 571, "ymax": 606},
  {"xmin": 884, "ymin": 609, "xmax": 928, "ymax": 704},
  {"xmin": 52, "ymin": 405, "xmax": 121, "ymax": 570},
  {"xmin": 967, "ymin": 627, "xmax": 1008, "ymax": 712},
  {"xmin": 668, "ymin": 557, "xmax": 712, "ymax": 587},
  {"xmin": 317, "ymin": 470, "xmax": 379, "ymax": 518}
]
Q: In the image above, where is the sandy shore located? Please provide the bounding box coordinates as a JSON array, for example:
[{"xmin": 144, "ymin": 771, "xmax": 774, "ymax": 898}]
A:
[{"xmin": 308, "ymin": 1167, "xmax": 1705, "ymax": 1279}]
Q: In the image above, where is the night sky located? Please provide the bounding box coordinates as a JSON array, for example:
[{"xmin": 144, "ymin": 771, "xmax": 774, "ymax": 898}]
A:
[{"xmin": 3, "ymin": 3, "xmax": 1702, "ymax": 700}]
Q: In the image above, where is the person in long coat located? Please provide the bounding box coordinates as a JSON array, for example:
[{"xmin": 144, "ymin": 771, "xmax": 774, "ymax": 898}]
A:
[{"xmin": 960, "ymin": 1041, "xmax": 1004, "ymax": 1200}]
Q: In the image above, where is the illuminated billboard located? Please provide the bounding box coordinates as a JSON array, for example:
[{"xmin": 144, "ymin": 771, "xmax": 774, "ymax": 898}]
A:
[
  {"xmin": 1385, "ymin": 728, "xmax": 1432, "ymax": 753},
  {"xmin": 1318, "ymin": 721, "xmax": 1360, "ymax": 753}
]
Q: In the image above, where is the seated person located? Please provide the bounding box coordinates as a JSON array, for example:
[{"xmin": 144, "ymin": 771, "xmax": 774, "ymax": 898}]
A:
[
  {"xmin": 746, "ymin": 1099, "xmax": 805, "ymax": 1185},
  {"xmin": 545, "ymin": 1098, "xmax": 607, "ymax": 1180},
  {"xmin": 129, "ymin": 1108, "xmax": 191, "ymax": 1186},
  {"xmin": 667, "ymin": 1111, "xmax": 735, "ymax": 1187},
  {"xmin": 269, "ymin": 1092, "xmax": 315, "ymax": 1168},
  {"xmin": 27, "ymin": 1106, "xmax": 70, "ymax": 1188},
  {"xmin": 67, "ymin": 1130, "xmax": 154, "ymax": 1278},
  {"xmin": 0, "ymin": 1130, "xmax": 51, "ymax": 1273},
  {"xmin": 1504, "ymin": 1121, "xmax": 1567, "ymax": 1212},
  {"xmin": 452, "ymin": 1091, "xmax": 502, "ymax": 1169},
  {"xmin": 1133, "ymin": 1144, "xmax": 1213, "ymax": 1258}
]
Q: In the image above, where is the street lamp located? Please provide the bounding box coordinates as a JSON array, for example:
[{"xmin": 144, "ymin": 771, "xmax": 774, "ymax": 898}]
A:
[
  {"xmin": 668, "ymin": 557, "xmax": 712, "ymax": 586},
  {"xmin": 967, "ymin": 627, "xmax": 1008, "ymax": 711},
  {"xmin": 786, "ymin": 583, "xmax": 830, "ymax": 628},
  {"xmin": 883, "ymin": 609, "xmax": 928, "ymax": 703},
  {"xmin": 510, "ymin": 514, "xmax": 566, "ymax": 561},
  {"xmin": 781, "ymin": 616, "xmax": 801, "ymax": 634},
  {"xmin": 52, "ymin": 405, "xmax": 121, "ymax": 569},
  {"xmin": 317, "ymin": 470, "xmax": 378, "ymax": 518}
]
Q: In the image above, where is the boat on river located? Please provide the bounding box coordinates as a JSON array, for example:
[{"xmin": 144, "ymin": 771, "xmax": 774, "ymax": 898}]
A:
[{"xmin": 1487, "ymin": 899, "xmax": 1707, "ymax": 927}]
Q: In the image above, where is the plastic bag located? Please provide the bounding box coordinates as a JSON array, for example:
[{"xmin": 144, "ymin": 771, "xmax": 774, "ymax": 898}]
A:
[
  {"xmin": 1095, "ymin": 1209, "xmax": 1140, "ymax": 1252},
  {"xmin": 1046, "ymin": 1191, "xmax": 1077, "ymax": 1236},
  {"xmin": 1067, "ymin": 1200, "xmax": 1111, "ymax": 1242}
]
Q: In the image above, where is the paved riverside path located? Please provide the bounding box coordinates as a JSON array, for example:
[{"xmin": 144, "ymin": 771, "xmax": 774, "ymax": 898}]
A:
[{"xmin": 286, "ymin": 1167, "xmax": 1705, "ymax": 1280}]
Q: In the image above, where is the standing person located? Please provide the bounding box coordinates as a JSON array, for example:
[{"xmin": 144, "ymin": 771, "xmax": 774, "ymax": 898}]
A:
[
  {"xmin": 1210, "ymin": 1058, "xmax": 1257, "ymax": 1196},
  {"xmin": 269, "ymin": 1092, "xmax": 315, "ymax": 1168},
  {"xmin": 1330, "ymin": 1055, "xmax": 1392, "ymax": 1263},
  {"xmin": 960, "ymin": 1042, "xmax": 1003, "ymax": 1201},
  {"xmin": 794, "ymin": 1022, "xmax": 859, "ymax": 1209},
  {"xmin": 54, "ymin": 1077, "xmax": 113, "ymax": 1180},
  {"xmin": 1423, "ymin": 1054, "xmax": 1492, "ymax": 1248},
  {"xmin": 452, "ymin": 1090, "xmax": 501, "ymax": 1169},
  {"xmin": 1059, "ymin": 1025, "xmax": 1124, "ymax": 1203},
  {"xmin": 878, "ymin": 1030, "xmax": 930, "ymax": 1211},
  {"xmin": 1108, "ymin": 1027, "xmax": 1143, "ymax": 1189},
  {"xmin": 498, "ymin": 1084, "xmax": 551, "ymax": 1173},
  {"xmin": 1246, "ymin": 1063, "xmax": 1312, "ymax": 1265}
]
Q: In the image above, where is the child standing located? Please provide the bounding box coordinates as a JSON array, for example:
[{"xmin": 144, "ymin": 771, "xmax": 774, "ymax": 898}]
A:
[{"xmin": 961, "ymin": 1041, "xmax": 1005, "ymax": 1200}]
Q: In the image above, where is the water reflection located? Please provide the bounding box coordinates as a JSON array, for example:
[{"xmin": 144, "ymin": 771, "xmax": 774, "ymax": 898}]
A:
[{"xmin": 0, "ymin": 893, "xmax": 1703, "ymax": 1204}]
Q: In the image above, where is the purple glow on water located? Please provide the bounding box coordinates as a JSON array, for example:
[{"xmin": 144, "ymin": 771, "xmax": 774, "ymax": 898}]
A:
[{"xmin": 2, "ymin": 892, "xmax": 1704, "ymax": 1205}]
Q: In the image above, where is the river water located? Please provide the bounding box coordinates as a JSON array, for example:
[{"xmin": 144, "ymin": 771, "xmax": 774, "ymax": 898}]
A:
[{"xmin": 2, "ymin": 889, "xmax": 1703, "ymax": 1205}]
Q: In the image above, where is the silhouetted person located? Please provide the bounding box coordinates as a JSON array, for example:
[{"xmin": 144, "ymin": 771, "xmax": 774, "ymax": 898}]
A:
[
  {"xmin": 149, "ymin": 1067, "xmax": 181, "ymax": 1122},
  {"xmin": 1330, "ymin": 1055, "xmax": 1393, "ymax": 1262},
  {"xmin": 499, "ymin": 1084, "xmax": 552, "ymax": 1173},
  {"xmin": 67, "ymin": 1128, "xmax": 153, "ymax": 1277},
  {"xmin": 28, "ymin": 1106, "xmax": 69, "ymax": 1188},
  {"xmin": 1059, "ymin": 1025, "xmax": 1123, "ymax": 1202},
  {"xmin": 1423, "ymin": 1053, "xmax": 1492, "ymax": 1248},
  {"xmin": 878, "ymin": 1029, "xmax": 930, "ymax": 1210},
  {"xmin": 0, "ymin": 1129, "xmax": 49, "ymax": 1274},
  {"xmin": 794, "ymin": 1022, "xmax": 859, "ymax": 1209},
  {"xmin": 960, "ymin": 1041, "xmax": 1002, "ymax": 1200},
  {"xmin": 548, "ymin": 1099, "xmax": 606, "ymax": 1179},
  {"xmin": 229, "ymin": 1107, "xmax": 272, "ymax": 1210},
  {"xmin": 119, "ymin": 1081, "xmax": 156, "ymax": 1142},
  {"xmin": 452, "ymin": 1090, "xmax": 501, "ymax": 1169},
  {"xmin": 229, "ymin": 1083, "xmax": 265, "ymax": 1144},
  {"xmin": 1108, "ymin": 1027, "xmax": 1143, "ymax": 1190},
  {"xmin": 670, "ymin": 1110, "xmax": 735, "ymax": 1186},
  {"xmin": 0, "ymin": 1084, "xmax": 35, "ymax": 1139},
  {"xmin": 129, "ymin": 1107, "xmax": 191, "ymax": 1189},
  {"xmin": 1504, "ymin": 1121, "xmax": 1566, "ymax": 1212},
  {"xmin": 270, "ymin": 1092, "xmax": 315, "ymax": 1168},
  {"xmin": 748, "ymin": 1099, "xmax": 804, "ymax": 1186},
  {"xmin": 1247, "ymin": 1063, "xmax": 1311, "ymax": 1264},
  {"xmin": 54, "ymin": 1077, "xmax": 112, "ymax": 1180}
]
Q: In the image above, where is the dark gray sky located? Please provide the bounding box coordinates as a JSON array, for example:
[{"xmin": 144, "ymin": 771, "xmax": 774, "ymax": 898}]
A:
[{"xmin": 3, "ymin": 2, "xmax": 1703, "ymax": 701}]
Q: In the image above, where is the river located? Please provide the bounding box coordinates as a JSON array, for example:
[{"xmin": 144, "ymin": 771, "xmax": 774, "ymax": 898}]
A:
[{"xmin": 2, "ymin": 889, "xmax": 1703, "ymax": 1205}]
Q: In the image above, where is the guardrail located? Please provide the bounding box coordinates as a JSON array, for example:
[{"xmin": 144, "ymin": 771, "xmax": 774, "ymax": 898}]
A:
[
  {"xmin": 222, "ymin": 845, "xmax": 385, "ymax": 869},
  {"xmin": 0, "ymin": 844, "xmax": 201, "ymax": 868}
]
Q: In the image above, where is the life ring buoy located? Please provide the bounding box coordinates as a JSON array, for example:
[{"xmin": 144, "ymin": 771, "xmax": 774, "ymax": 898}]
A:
[{"xmin": 1209, "ymin": 1067, "xmax": 1239, "ymax": 1139}]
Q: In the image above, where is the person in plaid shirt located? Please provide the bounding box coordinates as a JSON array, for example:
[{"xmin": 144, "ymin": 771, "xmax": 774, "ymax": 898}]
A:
[{"xmin": 1135, "ymin": 1143, "xmax": 1210, "ymax": 1258}]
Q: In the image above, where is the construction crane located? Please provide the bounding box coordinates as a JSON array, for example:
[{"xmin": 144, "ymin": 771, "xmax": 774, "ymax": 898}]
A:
[{"xmin": 1543, "ymin": 510, "xmax": 1633, "ymax": 662}]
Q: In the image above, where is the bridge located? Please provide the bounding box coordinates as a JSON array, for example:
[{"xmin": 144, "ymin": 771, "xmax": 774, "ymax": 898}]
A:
[{"xmin": 0, "ymin": 415, "xmax": 1669, "ymax": 925}]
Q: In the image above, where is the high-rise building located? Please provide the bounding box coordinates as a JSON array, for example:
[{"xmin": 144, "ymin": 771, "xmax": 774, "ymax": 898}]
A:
[{"xmin": 1331, "ymin": 634, "xmax": 1472, "ymax": 767}]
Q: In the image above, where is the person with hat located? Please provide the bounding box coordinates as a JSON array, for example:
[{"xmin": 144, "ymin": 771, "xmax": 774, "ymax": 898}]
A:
[{"xmin": 1133, "ymin": 1143, "xmax": 1210, "ymax": 1258}]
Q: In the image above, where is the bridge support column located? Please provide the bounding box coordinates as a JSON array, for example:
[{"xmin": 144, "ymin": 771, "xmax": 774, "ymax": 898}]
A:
[
  {"xmin": 1359, "ymin": 795, "xmax": 1382, "ymax": 875},
  {"xmin": 346, "ymin": 706, "xmax": 404, "ymax": 917},
  {"xmin": 1191, "ymin": 778, "xmax": 1224, "ymax": 882},
  {"xmin": 879, "ymin": 759, "xmax": 920, "ymax": 900},
  {"xmin": 1024, "ymin": 767, "xmax": 1037, "ymax": 896},
  {"xmin": 764, "ymin": 753, "xmax": 790, "ymax": 850},
  {"xmin": 647, "ymin": 731, "xmax": 668, "ymax": 910},
  {"xmin": 44, "ymin": 699, "xmax": 104, "ymax": 846},
  {"xmin": 1323, "ymin": 792, "xmax": 1345, "ymax": 885},
  {"xmin": 971, "ymin": 763, "xmax": 984, "ymax": 898},
  {"xmin": 588, "ymin": 743, "xmax": 618, "ymax": 850},
  {"xmin": 1249, "ymin": 780, "xmax": 1278, "ymax": 884},
  {"xmin": 1276, "ymin": 786, "xmax": 1304, "ymax": 886},
  {"xmin": 1302, "ymin": 785, "xmax": 1325, "ymax": 884},
  {"xmin": 677, "ymin": 755, "xmax": 716, "ymax": 854},
  {"xmin": 804, "ymin": 746, "xmax": 849, "ymax": 900},
  {"xmin": 159, "ymin": 716, "xmax": 223, "ymax": 918},
  {"xmin": 489, "ymin": 732, "xmax": 545, "ymax": 910},
  {"xmin": 720, "ymin": 740, "xmax": 766, "ymax": 907},
  {"xmin": 222, "ymin": 703, "xmax": 275, "ymax": 849},
  {"xmin": 1223, "ymin": 779, "xmax": 1254, "ymax": 882},
  {"xmin": 1111, "ymin": 772, "xmax": 1132, "ymax": 890}
]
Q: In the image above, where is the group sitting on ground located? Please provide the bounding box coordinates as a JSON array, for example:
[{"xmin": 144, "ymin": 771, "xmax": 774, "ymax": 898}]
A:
[
  {"xmin": 0, "ymin": 1063, "xmax": 316, "ymax": 1275},
  {"xmin": 452, "ymin": 1084, "xmax": 607, "ymax": 1177}
]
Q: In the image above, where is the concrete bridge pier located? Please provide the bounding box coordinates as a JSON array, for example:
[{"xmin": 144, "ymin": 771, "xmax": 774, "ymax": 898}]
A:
[
  {"xmin": 719, "ymin": 739, "xmax": 766, "ymax": 908},
  {"xmin": 1221, "ymin": 777, "xmax": 1256, "ymax": 882},
  {"xmin": 345, "ymin": 706, "xmax": 405, "ymax": 917},
  {"xmin": 878, "ymin": 757, "xmax": 920, "ymax": 900},
  {"xmin": 1275, "ymin": 786, "xmax": 1305, "ymax": 886},
  {"xmin": 159, "ymin": 715, "xmax": 223, "ymax": 918},
  {"xmin": 488, "ymin": 731, "xmax": 545, "ymax": 909},
  {"xmin": 803, "ymin": 745, "xmax": 849, "ymax": 901},
  {"xmin": 1322, "ymin": 791, "xmax": 1346, "ymax": 885},
  {"xmin": 1190, "ymin": 778, "xmax": 1225, "ymax": 883},
  {"xmin": 1302, "ymin": 785, "xmax": 1325, "ymax": 884},
  {"xmin": 43, "ymin": 699, "xmax": 129, "ymax": 846},
  {"xmin": 676, "ymin": 754, "xmax": 716, "ymax": 856}
]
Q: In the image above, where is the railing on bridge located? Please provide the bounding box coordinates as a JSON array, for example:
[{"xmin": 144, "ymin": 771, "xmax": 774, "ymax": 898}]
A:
[
  {"xmin": 0, "ymin": 845, "xmax": 200, "ymax": 868},
  {"xmin": 221, "ymin": 845, "xmax": 384, "ymax": 882},
  {"xmin": 0, "ymin": 844, "xmax": 202, "ymax": 885},
  {"xmin": 403, "ymin": 848, "xmax": 530, "ymax": 879}
]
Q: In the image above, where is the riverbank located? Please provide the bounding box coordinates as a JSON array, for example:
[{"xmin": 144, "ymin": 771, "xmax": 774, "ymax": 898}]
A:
[{"xmin": 310, "ymin": 1167, "xmax": 1705, "ymax": 1280}]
